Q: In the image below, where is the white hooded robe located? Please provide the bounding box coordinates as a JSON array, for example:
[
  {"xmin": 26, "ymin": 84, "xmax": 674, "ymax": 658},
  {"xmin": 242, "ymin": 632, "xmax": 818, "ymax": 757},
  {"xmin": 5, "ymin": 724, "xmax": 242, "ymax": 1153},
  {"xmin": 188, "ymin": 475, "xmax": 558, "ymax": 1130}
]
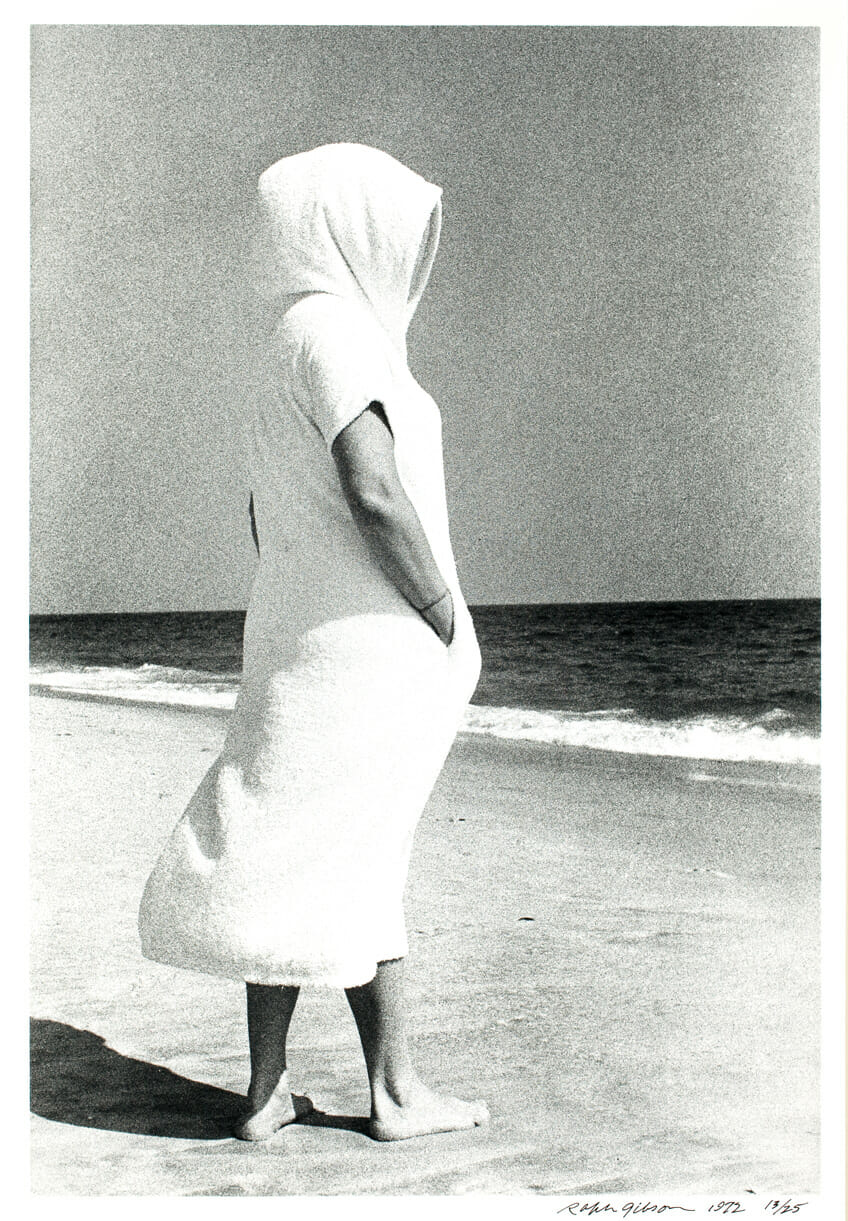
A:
[{"xmin": 138, "ymin": 143, "xmax": 481, "ymax": 987}]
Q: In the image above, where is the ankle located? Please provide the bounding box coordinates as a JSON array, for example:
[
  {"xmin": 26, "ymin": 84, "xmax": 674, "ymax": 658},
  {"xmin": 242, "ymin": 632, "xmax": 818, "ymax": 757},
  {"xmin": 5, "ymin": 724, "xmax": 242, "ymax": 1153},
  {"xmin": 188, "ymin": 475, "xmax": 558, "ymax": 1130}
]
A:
[
  {"xmin": 248, "ymin": 1066, "xmax": 290, "ymax": 1099},
  {"xmin": 371, "ymin": 1068, "xmax": 424, "ymax": 1112}
]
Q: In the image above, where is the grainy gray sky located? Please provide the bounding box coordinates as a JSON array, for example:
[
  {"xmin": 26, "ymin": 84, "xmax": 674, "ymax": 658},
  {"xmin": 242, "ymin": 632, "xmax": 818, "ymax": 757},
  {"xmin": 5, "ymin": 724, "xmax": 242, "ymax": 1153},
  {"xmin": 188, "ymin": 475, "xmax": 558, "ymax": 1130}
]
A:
[{"xmin": 30, "ymin": 24, "xmax": 819, "ymax": 612}]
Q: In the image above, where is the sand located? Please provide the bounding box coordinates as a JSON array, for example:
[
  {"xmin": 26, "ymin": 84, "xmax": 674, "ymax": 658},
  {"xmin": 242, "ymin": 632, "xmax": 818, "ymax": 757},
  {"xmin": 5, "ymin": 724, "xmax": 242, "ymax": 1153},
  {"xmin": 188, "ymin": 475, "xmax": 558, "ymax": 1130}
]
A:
[{"xmin": 29, "ymin": 692, "xmax": 820, "ymax": 1196}]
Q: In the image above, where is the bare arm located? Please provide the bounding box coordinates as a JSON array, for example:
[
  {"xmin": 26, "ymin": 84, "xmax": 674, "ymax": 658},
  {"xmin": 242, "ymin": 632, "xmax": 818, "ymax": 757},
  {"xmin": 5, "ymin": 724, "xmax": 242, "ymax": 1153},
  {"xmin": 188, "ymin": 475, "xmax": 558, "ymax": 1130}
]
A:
[{"xmin": 331, "ymin": 404, "xmax": 454, "ymax": 645}]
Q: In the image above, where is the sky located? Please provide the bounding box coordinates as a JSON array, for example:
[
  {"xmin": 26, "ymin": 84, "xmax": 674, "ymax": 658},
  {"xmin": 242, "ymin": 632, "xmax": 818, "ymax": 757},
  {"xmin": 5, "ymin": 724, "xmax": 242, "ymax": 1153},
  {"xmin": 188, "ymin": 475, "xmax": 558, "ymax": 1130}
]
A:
[{"xmin": 30, "ymin": 23, "xmax": 820, "ymax": 612}]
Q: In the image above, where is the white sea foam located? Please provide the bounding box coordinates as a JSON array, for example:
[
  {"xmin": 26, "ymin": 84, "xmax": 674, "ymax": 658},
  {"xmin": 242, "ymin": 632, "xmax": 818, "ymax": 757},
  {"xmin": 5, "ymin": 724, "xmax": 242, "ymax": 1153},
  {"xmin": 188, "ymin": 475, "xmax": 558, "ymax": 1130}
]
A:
[
  {"xmin": 461, "ymin": 705, "xmax": 820, "ymax": 765},
  {"xmin": 30, "ymin": 666, "xmax": 820, "ymax": 765},
  {"xmin": 29, "ymin": 665, "xmax": 237, "ymax": 710}
]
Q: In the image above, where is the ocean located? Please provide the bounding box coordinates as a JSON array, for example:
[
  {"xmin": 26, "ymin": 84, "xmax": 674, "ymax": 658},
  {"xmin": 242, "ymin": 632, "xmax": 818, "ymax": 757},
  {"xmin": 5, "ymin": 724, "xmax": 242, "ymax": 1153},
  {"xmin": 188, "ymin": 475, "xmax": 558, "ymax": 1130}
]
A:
[{"xmin": 29, "ymin": 599, "xmax": 820, "ymax": 765}]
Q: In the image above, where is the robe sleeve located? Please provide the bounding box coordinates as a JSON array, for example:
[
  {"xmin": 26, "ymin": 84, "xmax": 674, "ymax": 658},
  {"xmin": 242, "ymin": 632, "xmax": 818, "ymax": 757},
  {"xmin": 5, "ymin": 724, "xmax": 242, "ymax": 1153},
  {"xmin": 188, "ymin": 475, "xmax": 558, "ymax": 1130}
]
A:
[{"xmin": 301, "ymin": 310, "xmax": 395, "ymax": 451}]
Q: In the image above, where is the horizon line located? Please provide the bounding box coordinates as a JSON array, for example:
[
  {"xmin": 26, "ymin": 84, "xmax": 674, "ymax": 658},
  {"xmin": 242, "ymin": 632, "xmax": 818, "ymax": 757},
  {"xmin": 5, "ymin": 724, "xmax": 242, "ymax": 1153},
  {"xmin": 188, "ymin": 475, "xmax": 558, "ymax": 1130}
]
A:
[{"xmin": 30, "ymin": 593, "xmax": 822, "ymax": 619}]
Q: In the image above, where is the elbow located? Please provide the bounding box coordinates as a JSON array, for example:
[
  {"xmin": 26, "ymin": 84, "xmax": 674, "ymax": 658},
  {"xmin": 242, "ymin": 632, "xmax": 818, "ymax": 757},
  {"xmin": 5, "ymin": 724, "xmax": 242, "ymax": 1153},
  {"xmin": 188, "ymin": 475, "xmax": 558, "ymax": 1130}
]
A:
[{"xmin": 345, "ymin": 477, "xmax": 405, "ymax": 527}]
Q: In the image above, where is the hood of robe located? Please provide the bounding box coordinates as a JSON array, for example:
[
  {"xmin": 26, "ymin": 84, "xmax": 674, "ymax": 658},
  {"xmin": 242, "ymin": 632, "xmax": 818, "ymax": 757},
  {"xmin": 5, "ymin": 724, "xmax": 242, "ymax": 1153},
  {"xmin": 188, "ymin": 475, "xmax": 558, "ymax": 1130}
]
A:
[{"xmin": 256, "ymin": 143, "xmax": 442, "ymax": 355}]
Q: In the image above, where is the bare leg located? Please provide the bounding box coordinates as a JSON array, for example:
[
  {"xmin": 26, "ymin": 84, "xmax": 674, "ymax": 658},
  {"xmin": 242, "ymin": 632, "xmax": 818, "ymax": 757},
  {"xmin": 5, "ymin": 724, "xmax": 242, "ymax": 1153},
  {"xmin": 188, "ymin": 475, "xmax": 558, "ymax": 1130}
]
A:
[
  {"xmin": 345, "ymin": 957, "xmax": 489, "ymax": 1141},
  {"xmin": 234, "ymin": 983, "xmax": 311, "ymax": 1140}
]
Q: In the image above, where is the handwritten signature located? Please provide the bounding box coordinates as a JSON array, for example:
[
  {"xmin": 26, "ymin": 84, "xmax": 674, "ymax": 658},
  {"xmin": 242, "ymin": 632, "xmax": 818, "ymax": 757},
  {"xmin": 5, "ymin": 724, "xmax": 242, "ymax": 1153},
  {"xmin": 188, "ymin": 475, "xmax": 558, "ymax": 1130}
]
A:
[{"xmin": 557, "ymin": 1205, "xmax": 696, "ymax": 1216}]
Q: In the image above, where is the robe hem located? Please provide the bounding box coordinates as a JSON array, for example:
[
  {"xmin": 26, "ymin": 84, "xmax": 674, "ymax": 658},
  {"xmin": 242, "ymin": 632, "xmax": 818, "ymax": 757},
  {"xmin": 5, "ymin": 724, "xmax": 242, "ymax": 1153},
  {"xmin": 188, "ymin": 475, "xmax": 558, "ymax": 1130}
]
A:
[{"xmin": 138, "ymin": 945, "xmax": 412, "ymax": 990}]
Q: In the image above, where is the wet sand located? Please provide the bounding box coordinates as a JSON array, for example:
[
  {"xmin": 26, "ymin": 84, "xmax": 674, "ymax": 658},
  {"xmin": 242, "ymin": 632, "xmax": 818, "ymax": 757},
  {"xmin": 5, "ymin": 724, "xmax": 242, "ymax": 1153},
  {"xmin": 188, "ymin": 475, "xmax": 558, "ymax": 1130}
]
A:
[{"xmin": 30, "ymin": 692, "xmax": 819, "ymax": 1195}]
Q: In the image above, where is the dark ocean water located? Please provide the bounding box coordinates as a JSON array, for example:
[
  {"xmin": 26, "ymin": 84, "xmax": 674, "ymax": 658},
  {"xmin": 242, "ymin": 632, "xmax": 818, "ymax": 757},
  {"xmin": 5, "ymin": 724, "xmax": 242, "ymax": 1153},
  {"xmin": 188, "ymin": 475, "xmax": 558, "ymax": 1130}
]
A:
[{"xmin": 30, "ymin": 599, "xmax": 820, "ymax": 763}]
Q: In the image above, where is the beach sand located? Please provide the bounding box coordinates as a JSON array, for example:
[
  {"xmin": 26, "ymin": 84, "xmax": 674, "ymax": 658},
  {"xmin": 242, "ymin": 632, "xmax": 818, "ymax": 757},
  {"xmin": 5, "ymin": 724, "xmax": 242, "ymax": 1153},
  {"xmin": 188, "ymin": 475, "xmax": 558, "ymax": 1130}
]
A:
[{"xmin": 30, "ymin": 692, "xmax": 819, "ymax": 1196}]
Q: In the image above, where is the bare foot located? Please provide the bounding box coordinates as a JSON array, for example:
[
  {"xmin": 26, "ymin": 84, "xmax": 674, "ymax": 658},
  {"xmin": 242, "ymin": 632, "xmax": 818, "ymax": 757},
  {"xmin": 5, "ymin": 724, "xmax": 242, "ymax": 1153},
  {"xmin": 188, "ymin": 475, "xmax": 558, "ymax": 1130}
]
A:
[
  {"xmin": 369, "ymin": 1081, "xmax": 490, "ymax": 1142},
  {"xmin": 234, "ymin": 1081, "xmax": 313, "ymax": 1142}
]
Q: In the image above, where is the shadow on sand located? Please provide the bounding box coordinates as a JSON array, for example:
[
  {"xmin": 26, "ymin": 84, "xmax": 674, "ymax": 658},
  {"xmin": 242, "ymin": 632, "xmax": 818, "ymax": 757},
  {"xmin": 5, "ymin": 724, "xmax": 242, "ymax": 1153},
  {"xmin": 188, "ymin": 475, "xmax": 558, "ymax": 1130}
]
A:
[{"xmin": 31, "ymin": 1018, "xmax": 369, "ymax": 1140}]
